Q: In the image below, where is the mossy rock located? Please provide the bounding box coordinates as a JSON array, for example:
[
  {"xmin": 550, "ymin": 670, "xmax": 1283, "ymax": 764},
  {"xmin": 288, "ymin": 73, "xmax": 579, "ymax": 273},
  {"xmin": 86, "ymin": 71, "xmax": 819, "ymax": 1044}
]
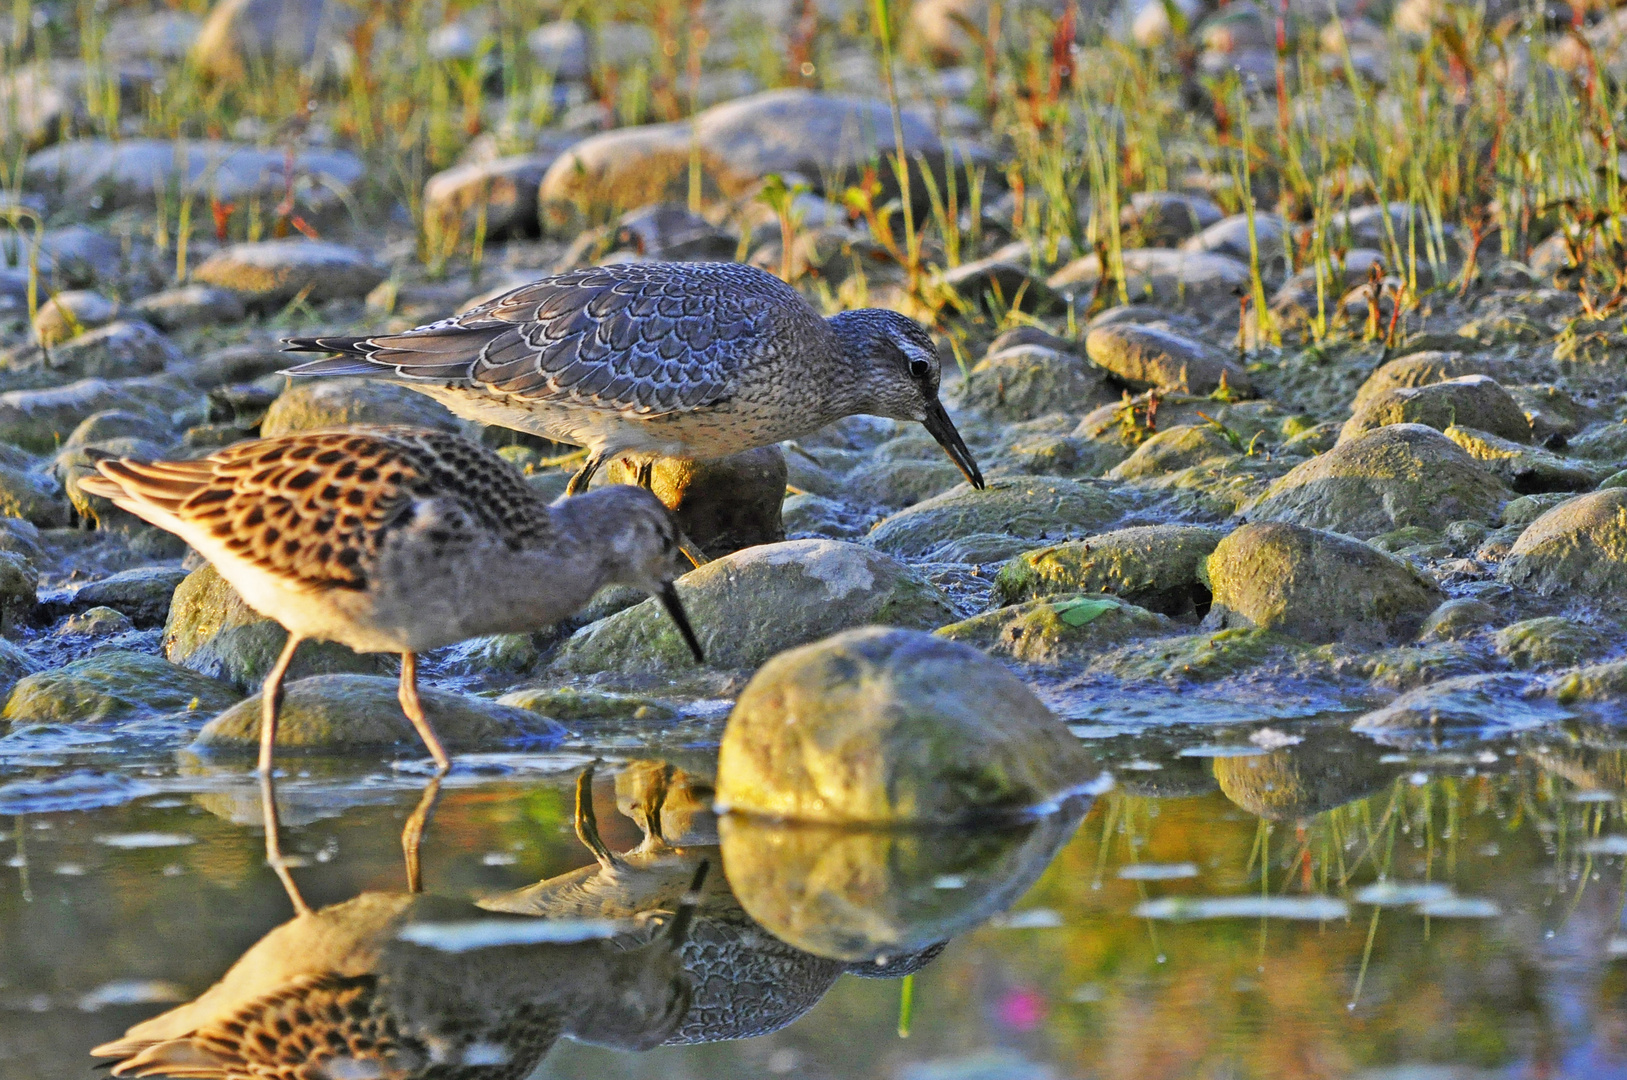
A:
[
  {"xmin": 1246, "ymin": 424, "xmax": 1509, "ymax": 538},
  {"xmin": 0, "ymin": 461, "xmax": 67, "ymax": 527},
  {"xmin": 1090, "ymin": 627, "xmax": 1302, "ymax": 684},
  {"xmin": 1551, "ymin": 661, "xmax": 1627, "ymax": 707},
  {"xmin": 1443, "ymin": 425, "xmax": 1601, "ymax": 494},
  {"xmin": 0, "ymin": 638, "xmax": 37, "ymax": 702},
  {"xmin": 164, "ymin": 564, "xmax": 386, "ymax": 689},
  {"xmin": 194, "ymin": 675, "xmax": 567, "ymax": 753},
  {"xmin": 1341, "ymin": 375, "xmax": 1531, "ymax": 445},
  {"xmin": 1353, "ymin": 672, "xmax": 1562, "ymax": 731},
  {"xmin": 1497, "ymin": 489, "xmax": 1627, "ymax": 604},
  {"xmin": 1106, "ymin": 424, "xmax": 1238, "ymax": 481},
  {"xmin": 935, "ymin": 594, "xmax": 1171, "ymax": 667},
  {"xmin": 2, "ymin": 650, "xmax": 239, "ymax": 726},
  {"xmin": 994, "ymin": 525, "xmax": 1227, "ymax": 615},
  {"xmin": 1203, "ymin": 522, "xmax": 1440, "ymax": 645},
  {"xmin": 716, "ymin": 626, "xmax": 1100, "ymax": 825},
  {"xmin": 1493, "ymin": 616, "xmax": 1599, "ymax": 670},
  {"xmin": 1568, "ymin": 421, "xmax": 1627, "ymax": 463},
  {"xmin": 1421, "ymin": 599, "xmax": 1498, "ymax": 640},
  {"xmin": 1084, "ymin": 323, "xmax": 1253, "ymax": 395},
  {"xmin": 865, "ymin": 477, "xmax": 1132, "ymax": 559},
  {"xmin": 0, "ymin": 378, "xmax": 154, "ymax": 453},
  {"xmin": 553, "ymin": 539, "xmax": 953, "ymax": 674}
]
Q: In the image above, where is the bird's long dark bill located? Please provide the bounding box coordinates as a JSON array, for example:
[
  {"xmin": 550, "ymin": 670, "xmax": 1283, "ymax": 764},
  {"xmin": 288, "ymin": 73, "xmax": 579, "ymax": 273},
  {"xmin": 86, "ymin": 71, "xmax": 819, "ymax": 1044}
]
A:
[
  {"xmin": 923, "ymin": 399, "xmax": 985, "ymax": 490},
  {"xmin": 659, "ymin": 583, "xmax": 706, "ymax": 663}
]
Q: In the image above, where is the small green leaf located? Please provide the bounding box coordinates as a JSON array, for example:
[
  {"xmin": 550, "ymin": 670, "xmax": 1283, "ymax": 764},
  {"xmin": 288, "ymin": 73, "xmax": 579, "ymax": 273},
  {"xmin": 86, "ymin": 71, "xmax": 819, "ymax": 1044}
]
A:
[{"xmin": 1054, "ymin": 598, "xmax": 1118, "ymax": 626}]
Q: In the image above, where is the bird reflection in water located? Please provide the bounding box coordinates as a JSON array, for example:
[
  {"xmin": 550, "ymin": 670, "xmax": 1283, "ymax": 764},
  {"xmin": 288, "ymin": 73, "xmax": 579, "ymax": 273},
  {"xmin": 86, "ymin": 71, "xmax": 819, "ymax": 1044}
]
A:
[
  {"xmin": 92, "ymin": 766, "xmax": 704, "ymax": 1080},
  {"xmin": 91, "ymin": 757, "xmax": 1091, "ymax": 1077}
]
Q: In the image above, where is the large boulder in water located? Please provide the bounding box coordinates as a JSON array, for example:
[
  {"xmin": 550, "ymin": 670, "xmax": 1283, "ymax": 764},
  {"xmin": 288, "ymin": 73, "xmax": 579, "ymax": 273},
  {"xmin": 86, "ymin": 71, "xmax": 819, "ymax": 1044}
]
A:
[{"xmin": 716, "ymin": 626, "xmax": 1100, "ymax": 825}]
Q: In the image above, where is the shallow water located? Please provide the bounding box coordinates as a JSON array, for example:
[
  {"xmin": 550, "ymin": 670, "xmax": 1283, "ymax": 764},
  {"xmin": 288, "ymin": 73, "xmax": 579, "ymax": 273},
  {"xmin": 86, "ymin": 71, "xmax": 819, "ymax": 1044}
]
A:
[{"xmin": 4, "ymin": 713, "xmax": 1627, "ymax": 1080}]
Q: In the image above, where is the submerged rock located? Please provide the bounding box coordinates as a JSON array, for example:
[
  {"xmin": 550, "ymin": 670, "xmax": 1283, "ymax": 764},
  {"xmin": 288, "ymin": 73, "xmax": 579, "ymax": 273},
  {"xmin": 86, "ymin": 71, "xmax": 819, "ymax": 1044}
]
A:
[
  {"xmin": 194, "ymin": 675, "xmax": 566, "ymax": 752},
  {"xmin": 1203, "ymin": 522, "xmax": 1441, "ymax": 645},
  {"xmin": 865, "ymin": 477, "xmax": 1132, "ymax": 559},
  {"xmin": 1497, "ymin": 489, "xmax": 1627, "ymax": 603},
  {"xmin": 717, "ymin": 626, "xmax": 1100, "ymax": 824},
  {"xmin": 936, "ymin": 594, "xmax": 1171, "ymax": 666},
  {"xmin": 1246, "ymin": 424, "xmax": 1509, "ymax": 538},
  {"xmin": 1352, "ymin": 672, "xmax": 1562, "ymax": 732},
  {"xmin": 2, "ymin": 650, "xmax": 238, "ymax": 726},
  {"xmin": 165, "ymin": 564, "xmax": 384, "ymax": 688},
  {"xmin": 994, "ymin": 525, "xmax": 1226, "ymax": 615},
  {"xmin": 553, "ymin": 540, "xmax": 953, "ymax": 674}
]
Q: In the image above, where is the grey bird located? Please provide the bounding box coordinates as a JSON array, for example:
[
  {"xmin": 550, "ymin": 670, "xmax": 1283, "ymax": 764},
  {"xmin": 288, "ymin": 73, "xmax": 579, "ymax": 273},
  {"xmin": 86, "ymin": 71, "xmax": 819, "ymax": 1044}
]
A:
[
  {"xmin": 77, "ymin": 427, "xmax": 705, "ymax": 778},
  {"xmin": 281, "ymin": 261, "xmax": 985, "ymax": 496}
]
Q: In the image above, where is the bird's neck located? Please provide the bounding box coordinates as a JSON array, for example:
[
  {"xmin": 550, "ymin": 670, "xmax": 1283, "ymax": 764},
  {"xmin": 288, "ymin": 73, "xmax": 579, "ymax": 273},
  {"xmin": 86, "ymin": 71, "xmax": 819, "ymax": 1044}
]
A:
[{"xmin": 824, "ymin": 310, "xmax": 885, "ymax": 415}]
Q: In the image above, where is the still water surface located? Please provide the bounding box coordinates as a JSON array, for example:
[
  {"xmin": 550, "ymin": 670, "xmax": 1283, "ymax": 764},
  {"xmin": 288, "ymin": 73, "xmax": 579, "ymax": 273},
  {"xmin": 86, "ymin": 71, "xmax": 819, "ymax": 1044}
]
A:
[{"xmin": 3, "ymin": 715, "xmax": 1627, "ymax": 1079}]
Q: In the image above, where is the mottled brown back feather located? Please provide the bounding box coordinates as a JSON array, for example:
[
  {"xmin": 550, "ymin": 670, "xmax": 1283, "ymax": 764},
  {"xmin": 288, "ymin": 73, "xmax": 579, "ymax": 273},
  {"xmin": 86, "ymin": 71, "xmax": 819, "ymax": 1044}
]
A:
[{"xmin": 92, "ymin": 428, "xmax": 553, "ymax": 593}]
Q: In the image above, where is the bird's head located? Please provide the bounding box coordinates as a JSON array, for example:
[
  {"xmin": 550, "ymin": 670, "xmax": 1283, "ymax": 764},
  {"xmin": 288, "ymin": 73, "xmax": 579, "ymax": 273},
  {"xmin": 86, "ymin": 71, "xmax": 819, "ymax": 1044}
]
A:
[
  {"xmin": 562, "ymin": 485, "xmax": 705, "ymax": 663},
  {"xmin": 828, "ymin": 308, "xmax": 984, "ymax": 489}
]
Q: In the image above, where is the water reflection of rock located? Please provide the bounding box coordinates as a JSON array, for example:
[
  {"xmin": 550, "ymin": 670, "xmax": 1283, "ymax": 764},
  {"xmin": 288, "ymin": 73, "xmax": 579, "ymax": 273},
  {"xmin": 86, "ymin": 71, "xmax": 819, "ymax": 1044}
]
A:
[
  {"xmin": 92, "ymin": 891, "xmax": 693, "ymax": 1079},
  {"xmin": 720, "ymin": 805, "xmax": 1089, "ymax": 963},
  {"xmin": 1524, "ymin": 723, "xmax": 1627, "ymax": 795},
  {"xmin": 480, "ymin": 761, "xmax": 931, "ymax": 1044},
  {"xmin": 1213, "ymin": 729, "xmax": 1402, "ymax": 820}
]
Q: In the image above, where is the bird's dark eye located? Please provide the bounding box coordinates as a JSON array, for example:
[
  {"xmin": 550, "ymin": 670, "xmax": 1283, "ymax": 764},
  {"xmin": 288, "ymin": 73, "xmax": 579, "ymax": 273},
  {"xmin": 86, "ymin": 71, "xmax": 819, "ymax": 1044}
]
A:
[{"xmin": 909, "ymin": 358, "xmax": 931, "ymax": 379}]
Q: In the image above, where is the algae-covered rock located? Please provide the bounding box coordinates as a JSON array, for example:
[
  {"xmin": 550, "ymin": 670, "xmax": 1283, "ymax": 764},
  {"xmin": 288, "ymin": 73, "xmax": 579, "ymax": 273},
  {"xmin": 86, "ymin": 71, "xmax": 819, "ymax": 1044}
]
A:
[
  {"xmin": 1443, "ymin": 425, "xmax": 1602, "ymax": 493},
  {"xmin": 719, "ymin": 804, "xmax": 1089, "ymax": 963},
  {"xmin": 0, "ymin": 638, "xmax": 36, "ymax": 701},
  {"xmin": 1246, "ymin": 424, "xmax": 1509, "ymax": 538},
  {"xmin": 1493, "ymin": 616, "xmax": 1599, "ymax": 669},
  {"xmin": 950, "ymin": 345, "xmax": 1117, "ymax": 422},
  {"xmin": 0, "ymin": 550, "xmax": 38, "ymax": 634},
  {"xmin": 1551, "ymin": 661, "xmax": 1627, "ymax": 707},
  {"xmin": 554, "ymin": 540, "xmax": 953, "ymax": 674},
  {"xmin": 1084, "ymin": 323, "xmax": 1253, "ymax": 395},
  {"xmin": 194, "ymin": 674, "xmax": 567, "ymax": 752},
  {"xmin": 716, "ymin": 626, "xmax": 1100, "ymax": 825},
  {"xmin": 1214, "ymin": 733, "xmax": 1397, "ymax": 819},
  {"xmin": 164, "ymin": 564, "xmax": 385, "ymax": 688},
  {"xmin": 1568, "ymin": 421, "xmax": 1627, "ymax": 463},
  {"xmin": 1496, "ymin": 489, "xmax": 1627, "ymax": 603},
  {"xmin": 935, "ymin": 594, "xmax": 1170, "ymax": 666},
  {"xmin": 2, "ymin": 650, "xmax": 239, "ymax": 725},
  {"xmin": 865, "ymin": 477, "xmax": 1132, "ymax": 559},
  {"xmin": 994, "ymin": 524, "xmax": 1227, "ymax": 615},
  {"xmin": 1106, "ymin": 424, "xmax": 1238, "ymax": 480},
  {"xmin": 259, "ymin": 378, "xmax": 465, "ymax": 437},
  {"xmin": 1340, "ymin": 375, "xmax": 1531, "ymax": 444},
  {"xmin": 1203, "ymin": 522, "xmax": 1441, "ymax": 644}
]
